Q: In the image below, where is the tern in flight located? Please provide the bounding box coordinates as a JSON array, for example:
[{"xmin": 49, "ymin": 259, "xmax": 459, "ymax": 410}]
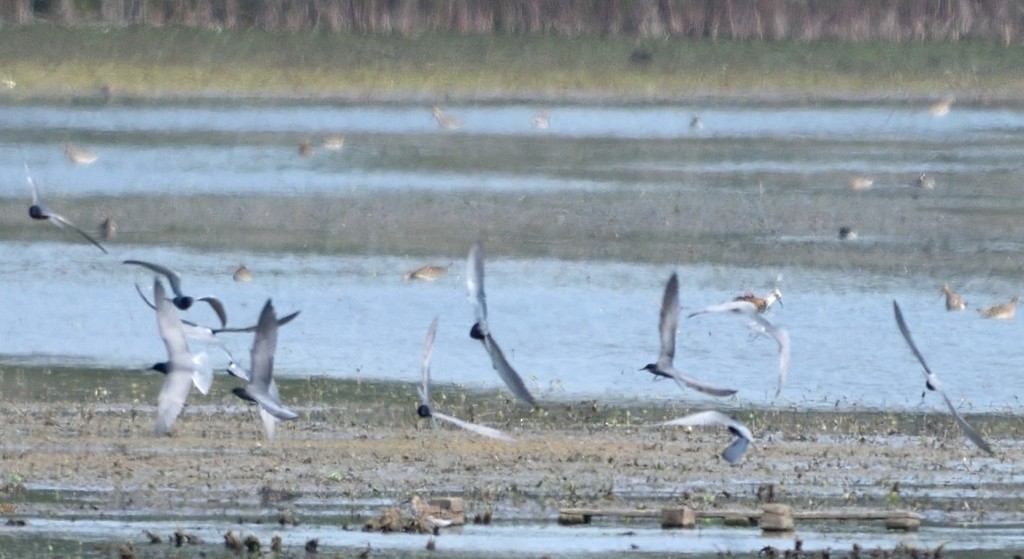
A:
[
  {"xmin": 892, "ymin": 300, "xmax": 994, "ymax": 455},
  {"xmin": 416, "ymin": 317, "xmax": 515, "ymax": 441},
  {"xmin": 687, "ymin": 300, "xmax": 791, "ymax": 398},
  {"xmin": 466, "ymin": 241, "xmax": 537, "ymax": 406},
  {"xmin": 640, "ymin": 273, "xmax": 737, "ymax": 398},
  {"xmin": 655, "ymin": 410, "xmax": 754, "ymax": 465},
  {"xmin": 25, "ymin": 164, "xmax": 107, "ymax": 253},
  {"xmin": 150, "ymin": 279, "xmax": 214, "ymax": 436},
  {"xmin": 123, "ymin": 260, "xmax": 227, "ymax": 327},
  {"xmin": 230, "ymin": 299, "xmax": 299, "ymax": 440}
]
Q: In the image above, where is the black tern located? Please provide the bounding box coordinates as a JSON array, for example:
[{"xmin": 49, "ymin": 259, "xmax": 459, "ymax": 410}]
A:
[
  {"xmin": 133, "ymin": 282, "xmax": 299, "ymax": 351},
  {"xmin": 231, "ymin": 299, "xmax": 299, "ymax": 440},
  {"xmin": 151, "ymin": 278, "xmax": 214, "ymax": 436},
  {"xmin": 640, "ymin": 273, "xmax": 738, "ymax": 398},
  {"xmin": 656, "ymin": 410, "xmax": 753, "ymax": 465},
  {"xmin": 892, "ymin": 301, "xmax": 994, "ymax": 455},
  {"xmin": 417, "ymin": 317, "xmax": 515, "ymax": 442},
  {"xmin": 687, "ymin": 300, "xmax": 791, "ymax": 398},
  {"xmin": 466, "ymin": 241, "xmax": 537, "ymax": 406},
  {"xmin": 124, "ymin": 260, "xmax": 227, "ymax": 327},
  {"xmin": 24, "ymin": 164, "xmax": 108, "ymax": 253}
]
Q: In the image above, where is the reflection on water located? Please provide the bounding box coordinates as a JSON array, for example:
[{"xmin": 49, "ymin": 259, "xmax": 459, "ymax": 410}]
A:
[{"xmin": 1, "ymin": 101, "xmax": 1023, "ymax": 414}]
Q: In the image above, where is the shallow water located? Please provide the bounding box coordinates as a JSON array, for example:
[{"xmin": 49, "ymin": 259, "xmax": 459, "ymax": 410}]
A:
[{"xmin": 2, "ymin": 101, "xmax": 1023, "ymax": 556}]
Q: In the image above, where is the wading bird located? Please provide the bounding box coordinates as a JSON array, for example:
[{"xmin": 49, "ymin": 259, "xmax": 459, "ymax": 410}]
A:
[
  {"xmin": 977, "ymin": 296, "xmax": 1018, "ymax": 320},
  {"xmin": 940, "ymin": 283, "xmax": 966, "ymax": 311}
]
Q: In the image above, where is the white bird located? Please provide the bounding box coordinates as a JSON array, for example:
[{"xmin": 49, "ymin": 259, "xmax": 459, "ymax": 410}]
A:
[
  {"xmin": 640, "ymin": 273, "xmax": 737, "ymax": 398},
  {"xmin": 231, "ymin": 299, "xmax": 299, "ymax": 440},
  {"xmin": 25, "ymin": 164, "xmax": 107, "ymax": 253},
  {"xmin": 892, "ymin": 301, "xmax": 994, "ymax": 455},
  {"xmin": 656, "ymin": 410, "xmax": 753, "ymax": 465},
  {"xmin": 687, "ymin": 300, "xmax": 791, "ymax": 398},
  {"xmin": 151, "ymin": 279, "xmax": 214, "ymax": 436},
  {"xmin": 467, "ymin": 241, "xmax": 537, "ymax": 406},
  {"xmin": 416, "ymin": 317, "xmax": 515, "ymax": 442},
  {"xmin": 123, "ymin": 260, "xmax": 227, "ymax": 327}
]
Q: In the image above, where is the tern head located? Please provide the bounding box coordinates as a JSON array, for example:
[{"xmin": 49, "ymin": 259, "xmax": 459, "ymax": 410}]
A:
[
  {"xmin": 469, "ymin": 322, "xmax": 486, "ymax": 341},
  {"xmin": 28, "ymin": 205, "xmax": 45, "ymax": 220},
  {"xmin": 231, "ymin": 386, "xmax": 257, "ymax": 404},
  {"xmin": 173, "ymin": 296, "xmax": 194, "ymax": 310},
  {"xmin": 416, "ymin": 404, "xmax": 432, "ymax": 418},
  {"xmin": 640, "ymin": 363, "xmax": 659, "ymax": 374},
  {"xmin": 149, "ymin": 362, "xmax": 170, "ymax": 374}
]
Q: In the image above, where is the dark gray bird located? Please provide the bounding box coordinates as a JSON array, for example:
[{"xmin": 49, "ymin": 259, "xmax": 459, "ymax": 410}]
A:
[
  {"xmin": 687, "ymin": 299, "xmax": 791, "ymax": 398},
  {"xmin": 151, "ymin": 279, "xmax": 213, "ymax": 436},
  {"xmin": 466, "ymin": 241, "xmax": 537, "ymax": 406},
  {"xmin": 25, "ymin": 164, "xmax": 107, "ymax": 253},
  {"xmin": 655, "ymin": 410, "xmax": 753, "ymax": 465},
  {"xmin": 417, "ymin": 317, "xmax": 515, "ymax": 441},
  {"xmin": 640, "ymin": 273, "xmax": 738, "ymax": 397},
  {"xmin": 123, "ymin": 260, "xmax": 227, "ymax": 327},
  {"xmin": 893, "ymin": 300, "xmax": 994, "ymax": 455},
  {"xmin": 230, "ymin": 299, "xmax": 299, "ymax": 440}
]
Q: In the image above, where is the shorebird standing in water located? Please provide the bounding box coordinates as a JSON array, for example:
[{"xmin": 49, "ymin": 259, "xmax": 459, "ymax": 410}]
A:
[
  {"xmin": 690, "ymin": 116, "xmax": 704, "ymax": 130},
  {"xmin": 892, "ymin": 300, "xmax": 994, "ymax": 455},
  {"xmin": 25, "ymin": 164, "xmax": 108, "ymax": 253},
  {"xmin": 416, "ymin": 317, "xmax": 515, "ymax": 441},
  {"xmin": 733, "ymin": 289, "xmax": 782, "ymax": 313},
  {"xmin": 402, "ymin": 264, "xmax": 449, "ymax": 282},
  {"xmin": 322, "ymin": 136, "xmax": 345, "ymax": 151},
  {"xmin": 914, "ymin": 173, "xmax": 936, "ymax": 189},
  {"xmin": 940, "ymin": 283, "xmax": 967, "ymax": 311},
  {"xmin": 233, "ymin": 265, "xmax": 253, "ymax": 282},
  {"xmin": 64, "ymin": 144, "xmax": 98, "ymax": 165},
  {"xmin": 849, "ymin": 176, "xmax": 874, "ymax": 190},
  {"xmin": 655, "ymin": 410, "xmax": 754, "ymax": 465},
  {"xmin": 431, "ymin": 106, "xmax": 463, "ymax": 130},
  {"xmin": 123, "ymin": 260, "xmax": 228, "ymax": 327},
  {"xmin": 687, "ymin": 300, "xmax": 791, "ymax": 398},
  {"xmin": 640, "ymin": 273, "xmax": 738, "ymax": 398},
  {"xmin": 928, "ymin": 97, "xmax": 954, "ymax": 117},
  {"xmin": 467, "ymin": 241, "xmax": 537, "ymax": 406},
  {"xmin": 977, "ymin": 296, "xmax": 1019, "ymax": 319},
  {"xmin": 532, "ymin": 111, "xmax": 550, "ymax": 130}
]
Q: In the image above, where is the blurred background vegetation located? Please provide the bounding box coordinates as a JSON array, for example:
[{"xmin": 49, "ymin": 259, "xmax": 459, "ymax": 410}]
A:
[{"xmin": 1, "ymin": 0, "xmax": 1022, "ymax": 43}]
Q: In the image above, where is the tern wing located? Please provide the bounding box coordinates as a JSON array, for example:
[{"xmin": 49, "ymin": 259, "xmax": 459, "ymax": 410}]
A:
[
  {"xmin": 432, "ymin": 410, "xmax": 515, "ymax": 442},
  {"xmin": 190, "ymin": 351, "xmax": 214, "ymax": 395},
  {"xmin": 656, "ymin": 273, "xmax": 680, "ymax": 369},
  {"xmin": 482, "ymin": 333, "xmax": 537, "ymax": 406},
  {"xmin": 156, "ymin": 367, "xmax": 192, "ymax": 436},
  {"xmin": 938, "ymin": 390, "xmax": 994, "ymax": 455},
  {"xmin": 153, "ymin": 280, "xmax": 193, "ymax": 372},
  {"xmin": 686, "ymin": 300, "xmax": 759, "ymax": 319},
  {"xmin": 420, "ymin": 317, "xmax": 439, "ymax": 407},
  {"xmin": 667, "ymin": 370, "xmax": 738, "ymax": 397},
  {"xmin": 248, "ymin": 299, "xmax": 277, "ymax": 393},
  {"xmin": 196, "ymin": 296, "xmax": 228, "ymax": 329},
  {"xmin": 467, "ymin": 241, "xmax": 488, "ymax": 328},
  {"xmin": 58, "ymin": 217, "xmax": 108, "ymax": 253},
  {"xmin": 720, "ymin": 436, "xmax": 751, "ymax": 465},
  {"xmin": 657, "ymin": 410, "xmax": 753, "ymax": 440},
  {"xmin": 259, "ymin": 407, "xmax": 279, "ymax": 440},
  {"xmin": 892, "ymin": 301, "xmax": 937, "ymax": 381},
  {"xmin": 125, "ymin": 260, "xmax": 185, "ymax": 298},
  {"xmin": 214, "ymin": 311, "xmax": 300, "ymax": 334},
  {"xmin": 24, "ymin": 163, "xmax": 40, "ymax": 206}
]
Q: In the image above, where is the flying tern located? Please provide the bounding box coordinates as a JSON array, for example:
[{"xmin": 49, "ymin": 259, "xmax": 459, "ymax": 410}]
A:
[
  {"xmin": 640, "ymin": 273, "xmax": 737, "ymax": 398},
  {"xmin": 123, "ymin": 260, "xmax": 227, "ymax": 327},
  {"xmin": 655, "ymin": 410, "xmax": 753, "ymax": 465},
  {"xmin": 25, "ymin": 164, "xmax": 107, "ymax": 253}
]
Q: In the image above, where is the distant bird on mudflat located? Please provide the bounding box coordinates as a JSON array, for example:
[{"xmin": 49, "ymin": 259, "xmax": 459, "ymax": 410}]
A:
[
  {"xmin": 64, "ymin": 144, "xmax": 98, "ymax": 165},
  {"xmin": 233, "ymin": 265, "xmax": 252, "ymax": 282},
  {"xmin": 431, "ymin": 106, "xmax": 463, "ymax": 130},
  {"xmin": 640, "ymin": 273, "xmax": 737, "ymax": 398},
  {"xmin": 403, "ymin": 264, "xmax": 449, "ymax": 282},
  {"xmin": 150, "ymin": 279, "xmax": 214, "ymax": 436},
  {"xmin": 467, "ymin": 241, "xmax": 537, "ymax": 406},
  {"xmin": 914, "ymin": 173, "xmax": 936, "ymax": 189},
  {"xmin": 928, "ymin": 97, "xmax": 954, "ymax": 117},
  {"xmin": 687, "ymin": 300, "xmax": 791, "ymax": 398},
  {"xmin": 24, "ymin": 164, "xmax": 108, "ymax": 253},
  {"xmin": 100, "ymin": 215, "xmax": 117, "ymax": 240},
  {"xmin": 416, "ymin": 317, "xmax": 515, "ymax": 441},
  {"xmin": 892, "ymin": 300, "xmax": 994, "ymax": 454},
  {"xmin": 298, "ymin": 140, "xmax": 313, "ymax": 158},
  {"xmin": 838, "ymin": 226, "xmax": 857, "ymax": 240},
  {"xmin": 123, "ymin": 260, "xmax": 227, "ymax": 327},
  {"xmin": 532, "ymin": 111, "xmax": 550, "ymax": 130},
  {"xmin": 733, "ymin": 288, "xmax": 782, "ymax": 313},
  {"xmin": 230, "ymin": 299, "xmax": 299, "ymax": 440},
  {"xmin": 322, "ymin": 136, "xmax": 345, "ymax": 151},
  {"xmin": 977, "ymin": 296, "xmax": 1019, "ymax": 320},
  {"xmin": 940, "ymin": 283, "xmax": 966, "ymax": 311},
  {"xmin": 849, "ymin": 176, "xmax": 873, "ymax": 190},
  {"xmin": 689, "ymin": 116, "xmax": 703, "ymax": 130},
  {"xmin": 655, "ymin": 410, "xmax": 754, "ymax": 465}
]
